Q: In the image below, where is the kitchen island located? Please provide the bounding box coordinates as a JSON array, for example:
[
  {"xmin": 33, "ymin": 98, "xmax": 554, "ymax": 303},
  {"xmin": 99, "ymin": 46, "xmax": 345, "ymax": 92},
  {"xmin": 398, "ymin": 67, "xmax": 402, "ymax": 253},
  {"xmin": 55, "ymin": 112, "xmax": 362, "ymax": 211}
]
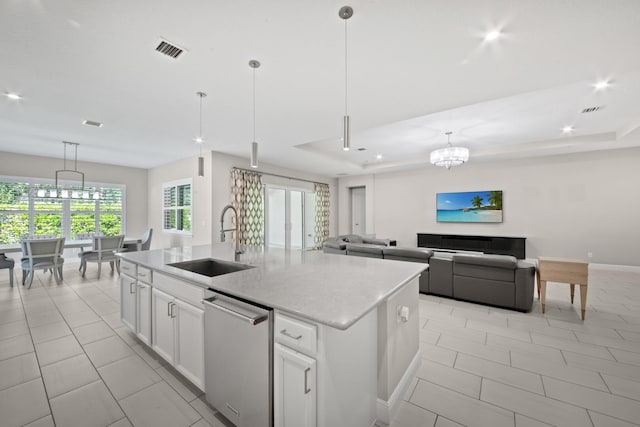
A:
[{"xmin": 119, "ymin": 244, "xmax": 425, "ymax": 427}]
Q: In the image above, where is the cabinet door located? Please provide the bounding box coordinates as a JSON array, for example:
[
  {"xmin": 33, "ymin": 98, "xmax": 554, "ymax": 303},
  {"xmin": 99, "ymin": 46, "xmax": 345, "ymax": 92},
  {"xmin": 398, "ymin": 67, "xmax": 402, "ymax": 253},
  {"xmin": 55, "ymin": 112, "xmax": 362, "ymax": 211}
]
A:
[
  {"xmin": 174, "ymin": 299, "xmax": 205, "ymax": 391},
  {"xmin": 120, "ymin": 275, "xmax": 137, "ymax": 332},
  {"xmin": 137, "ymin": 282, "xmax": 152, "ymax": 346},
  {"xmin": 274, "ymin": 343, "xmax": 316, "ymax": 427},
  {"xmin": 151, "ymin": 288, "xmax": 175, "ymax": 365}
]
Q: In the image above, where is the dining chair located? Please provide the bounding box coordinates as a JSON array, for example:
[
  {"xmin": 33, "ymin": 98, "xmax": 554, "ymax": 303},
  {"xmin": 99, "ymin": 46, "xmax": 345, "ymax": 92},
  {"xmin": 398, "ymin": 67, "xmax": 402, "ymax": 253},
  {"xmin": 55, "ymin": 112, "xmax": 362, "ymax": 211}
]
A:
[
  {"xmin": 21, "ymin": 238, "xmax": 65, "ymax": 288},
  {"xmin": 79, "ymin": 235, "xmax": 125, "ymax": 278},
  {"xmin": 0, "ymin": 254, "xmax": 15, "ymax": 287},
  {"xmin": 122, "ymin": 228, "xmax": 153, "ymax": 252}
]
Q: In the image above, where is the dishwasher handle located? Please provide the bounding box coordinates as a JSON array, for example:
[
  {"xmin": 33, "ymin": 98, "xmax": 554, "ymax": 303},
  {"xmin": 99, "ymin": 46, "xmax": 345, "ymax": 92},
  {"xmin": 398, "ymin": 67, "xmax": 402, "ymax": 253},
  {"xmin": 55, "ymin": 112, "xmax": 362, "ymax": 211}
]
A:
[{"xmin": 203, "ymin": 296, "xmax": 268, "ymax": 325}]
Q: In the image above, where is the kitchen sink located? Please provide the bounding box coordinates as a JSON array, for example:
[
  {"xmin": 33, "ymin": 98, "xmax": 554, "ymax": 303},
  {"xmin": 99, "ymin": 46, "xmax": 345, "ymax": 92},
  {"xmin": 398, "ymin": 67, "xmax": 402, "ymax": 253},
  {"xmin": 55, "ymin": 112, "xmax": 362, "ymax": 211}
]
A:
[{"xmin": 168, "ymin": 258, "xmax": 254, "ymax": 278}]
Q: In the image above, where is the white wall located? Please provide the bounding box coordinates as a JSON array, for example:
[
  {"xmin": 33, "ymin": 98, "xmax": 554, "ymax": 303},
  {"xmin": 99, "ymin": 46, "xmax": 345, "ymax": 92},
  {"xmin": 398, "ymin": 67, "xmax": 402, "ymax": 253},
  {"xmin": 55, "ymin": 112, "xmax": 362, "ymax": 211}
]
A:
[
  {"xmin": 147, "ymin": 155, "xmax": 212, "ymax": 249},
  {"xmin": 339, "ymin": 147, "xmax": 640, "ymax": 266},
  {"xmin": 148, "ymin": 151, "xmax": 337, "ymax": 250},
  {"xmin": 0, "ymin": 150, "xmax": 148, "ymax": 237}
]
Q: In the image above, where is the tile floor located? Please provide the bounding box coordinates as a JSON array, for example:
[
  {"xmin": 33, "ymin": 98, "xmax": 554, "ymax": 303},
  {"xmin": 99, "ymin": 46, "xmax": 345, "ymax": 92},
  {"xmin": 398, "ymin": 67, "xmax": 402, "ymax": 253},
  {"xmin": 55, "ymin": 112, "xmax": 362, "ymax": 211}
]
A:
[{"xmin": 1, "ymin": 263, "xmax": 639, "ymax": 427}]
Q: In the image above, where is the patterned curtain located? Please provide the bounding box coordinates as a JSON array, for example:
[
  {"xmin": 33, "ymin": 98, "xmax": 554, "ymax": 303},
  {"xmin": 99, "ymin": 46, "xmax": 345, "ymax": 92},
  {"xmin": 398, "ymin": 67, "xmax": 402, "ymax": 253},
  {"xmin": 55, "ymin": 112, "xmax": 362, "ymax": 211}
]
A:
[
  {"xmin": 314, "ymin": 183, "xmax": 330, "ymax": 247},
  {"xmin": 230, "ymin": 168, "xmax": 264, "ymax": 246}
]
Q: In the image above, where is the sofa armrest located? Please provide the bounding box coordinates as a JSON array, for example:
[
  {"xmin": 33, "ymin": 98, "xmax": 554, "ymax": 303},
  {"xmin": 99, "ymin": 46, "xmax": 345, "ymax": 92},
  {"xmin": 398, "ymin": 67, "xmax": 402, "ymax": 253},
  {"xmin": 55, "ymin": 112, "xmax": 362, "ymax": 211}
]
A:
[{"xmin": 514, "ymin": 262, "xmax": 536, "ymax": 311}]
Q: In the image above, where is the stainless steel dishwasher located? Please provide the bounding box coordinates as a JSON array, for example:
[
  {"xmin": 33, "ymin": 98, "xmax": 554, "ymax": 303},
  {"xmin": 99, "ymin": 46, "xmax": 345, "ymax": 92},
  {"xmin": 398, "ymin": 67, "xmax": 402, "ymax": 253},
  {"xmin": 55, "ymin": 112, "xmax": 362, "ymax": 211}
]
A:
[{"xmin": 203, "ymin": 290, "xmax": 273, "ymax": 427}]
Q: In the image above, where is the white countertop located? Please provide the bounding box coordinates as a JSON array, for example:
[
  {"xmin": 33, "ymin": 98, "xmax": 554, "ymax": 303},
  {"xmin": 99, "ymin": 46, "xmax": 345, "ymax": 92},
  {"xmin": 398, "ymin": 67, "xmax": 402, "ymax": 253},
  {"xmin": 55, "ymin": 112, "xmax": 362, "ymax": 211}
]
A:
[{"xmin": 119, "ymin": 244, "xmax": 426, "ymax": 330}]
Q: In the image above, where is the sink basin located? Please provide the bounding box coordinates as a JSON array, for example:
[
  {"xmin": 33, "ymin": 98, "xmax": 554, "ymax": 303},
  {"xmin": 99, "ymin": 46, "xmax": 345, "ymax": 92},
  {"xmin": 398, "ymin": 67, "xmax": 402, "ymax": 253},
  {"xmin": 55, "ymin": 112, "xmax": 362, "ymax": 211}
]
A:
[{"xmin": 168, "ymin": 258, "xmax": 254, "ymax": 278}]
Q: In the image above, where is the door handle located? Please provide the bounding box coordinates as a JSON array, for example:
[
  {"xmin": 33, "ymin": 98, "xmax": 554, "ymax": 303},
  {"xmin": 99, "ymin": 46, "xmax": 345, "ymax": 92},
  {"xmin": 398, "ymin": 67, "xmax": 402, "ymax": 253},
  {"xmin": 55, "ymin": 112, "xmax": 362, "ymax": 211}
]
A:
[
  {"xmin": 129, "ymin": 281, "xmax": 136, "ymax": 294},
  {"xmin": 169, "ymin": 302, "xmax": 176, "ymax": 318},
  {"xmin": 304, "ymin": 367, "xmax": 311, "ymax": 394}
]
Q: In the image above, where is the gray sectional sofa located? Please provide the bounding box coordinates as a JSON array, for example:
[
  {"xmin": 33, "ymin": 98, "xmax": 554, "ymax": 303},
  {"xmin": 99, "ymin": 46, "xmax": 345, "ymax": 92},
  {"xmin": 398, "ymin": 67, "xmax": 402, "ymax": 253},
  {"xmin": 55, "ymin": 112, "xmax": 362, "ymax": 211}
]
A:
[{"xmin": 322, "ymin": 236, "xmax": 536, "ymax": 312}]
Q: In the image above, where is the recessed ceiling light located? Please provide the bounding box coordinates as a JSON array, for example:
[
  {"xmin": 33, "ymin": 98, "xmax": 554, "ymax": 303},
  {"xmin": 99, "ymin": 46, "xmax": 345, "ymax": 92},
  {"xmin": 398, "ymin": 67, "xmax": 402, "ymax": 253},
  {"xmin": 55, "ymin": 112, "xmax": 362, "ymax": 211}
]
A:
[
  {"xmin": 484, "ymin": 30, "xmax": 502, "ymax": 42},
  {"xmin": 593, "ymin": 80, "xmax": 611, "ymax": 91},
  {"xmin": 194, "ymin": 137, "xmax": 204, "ymax": 143},
  {"xmin": 5, "ymin": 92, "xmax": 22, "ymax": 100},
  {"xmin": 376, "ymin": 154, "xmax": 383, "ymax": 160},
  {"xmin": 562, "ymin": 126, "xmax": 574, "ymax": 134}
]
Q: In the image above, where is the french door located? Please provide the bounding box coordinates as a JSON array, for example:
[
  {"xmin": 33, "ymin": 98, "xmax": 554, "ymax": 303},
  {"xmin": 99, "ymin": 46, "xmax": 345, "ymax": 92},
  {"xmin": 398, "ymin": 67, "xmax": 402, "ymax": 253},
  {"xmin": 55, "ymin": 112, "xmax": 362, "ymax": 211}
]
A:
[{"xmin": 265, "ymin": 186, "xmax": 316, "ymax": 250}]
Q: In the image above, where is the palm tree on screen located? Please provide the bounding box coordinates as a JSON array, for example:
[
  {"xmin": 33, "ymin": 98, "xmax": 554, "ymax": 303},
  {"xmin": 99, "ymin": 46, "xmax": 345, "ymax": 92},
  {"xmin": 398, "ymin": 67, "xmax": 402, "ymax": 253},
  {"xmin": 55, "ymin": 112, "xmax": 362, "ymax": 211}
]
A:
[
  {"xmin": 488, "ymin": 191, "xmax": 502, "ymax": 210},
  {"xmin": 471, "ymin": 195, "xmax": 483, "ymax": 209}
]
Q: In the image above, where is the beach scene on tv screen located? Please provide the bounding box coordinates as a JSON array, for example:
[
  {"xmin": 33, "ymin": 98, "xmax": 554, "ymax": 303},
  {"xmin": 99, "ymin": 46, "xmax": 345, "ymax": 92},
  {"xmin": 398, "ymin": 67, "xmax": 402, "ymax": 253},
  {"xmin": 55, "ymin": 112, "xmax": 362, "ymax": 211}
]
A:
[{"xmin": 437, "ymin": 190, "xmax": 503, "ymax": 223}]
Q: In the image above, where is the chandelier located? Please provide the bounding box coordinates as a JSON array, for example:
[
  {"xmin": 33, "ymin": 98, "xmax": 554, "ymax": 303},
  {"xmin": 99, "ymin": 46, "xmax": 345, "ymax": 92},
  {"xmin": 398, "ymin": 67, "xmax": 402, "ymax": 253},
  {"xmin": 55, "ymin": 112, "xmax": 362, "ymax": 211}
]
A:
[{"xmin": 430, "ymin": 131, "xmax": 469, "ymax": 169}]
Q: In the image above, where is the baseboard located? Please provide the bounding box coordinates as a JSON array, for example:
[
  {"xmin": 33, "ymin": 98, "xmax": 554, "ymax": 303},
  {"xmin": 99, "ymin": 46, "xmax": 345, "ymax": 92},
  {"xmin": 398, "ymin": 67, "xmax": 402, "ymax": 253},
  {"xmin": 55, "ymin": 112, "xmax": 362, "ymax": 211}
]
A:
[
  {"xmin": 589, "ymin": 263, "xmax": 640, "ymax": 272},
  {"xmin": 376, "ymin": 351, "xmax": 421, "ymax": 425}
]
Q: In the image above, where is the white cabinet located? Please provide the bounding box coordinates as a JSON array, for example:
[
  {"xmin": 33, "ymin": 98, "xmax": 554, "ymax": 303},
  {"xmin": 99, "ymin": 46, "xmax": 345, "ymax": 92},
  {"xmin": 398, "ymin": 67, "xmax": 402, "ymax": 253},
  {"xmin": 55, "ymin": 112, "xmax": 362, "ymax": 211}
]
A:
[
  {"xmin": 274, "ymin": 343, "xmax": 316, "ymax": 427},
  {"xmin": 120, "ymin": 274, "xmax": 137, "ymax": 332},
  {"xmin": 136, "ymin": 282, "xmax": 152, "ymax": 346},
  {"xmin": 274, "ymin": 310, "xmax": 377, "ymax": 427},
  {"xmin": 174, "ymin": 298, "xmax": 204, "ymax": 389},
  {"xmin": 151, "ymin": 287, "xmax": 205, "ymax": 390}
]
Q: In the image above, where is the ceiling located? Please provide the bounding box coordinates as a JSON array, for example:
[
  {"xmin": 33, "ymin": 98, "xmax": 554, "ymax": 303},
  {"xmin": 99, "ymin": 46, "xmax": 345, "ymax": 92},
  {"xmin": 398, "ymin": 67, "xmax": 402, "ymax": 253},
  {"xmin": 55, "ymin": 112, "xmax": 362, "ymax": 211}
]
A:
[{"xmin": 1, "ymin": 0, "xmax": 639, "ymax": 177}]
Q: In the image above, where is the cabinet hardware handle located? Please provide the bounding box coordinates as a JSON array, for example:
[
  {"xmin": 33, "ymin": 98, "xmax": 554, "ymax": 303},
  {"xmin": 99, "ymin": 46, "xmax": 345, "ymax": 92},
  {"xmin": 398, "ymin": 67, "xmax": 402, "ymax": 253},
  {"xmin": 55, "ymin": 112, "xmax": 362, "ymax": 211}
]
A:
[
  {"xmin": 167, "ymin": 301, "xmax": 172, "ymax": 317},
  {"xmin": 280, "ymin": 329, "xmax": 303, "ymax": 340},
  {"xmin": 129, "ymin": 282, "xmax": 136, "ymax": 294},
  {"xmin": 304, "ymin": 367, "xmax": 311, "ymax": 394},
  {"xmin": 138, "ymin": 273, "xmax": 146, "ymax": 277},
  {"xmin": 170, "ymin": 302, "xmax": 176, "ymax": 318},
  {"xmin": 226, "ymin": 403, "xmax": 239, "ymax": 416}
]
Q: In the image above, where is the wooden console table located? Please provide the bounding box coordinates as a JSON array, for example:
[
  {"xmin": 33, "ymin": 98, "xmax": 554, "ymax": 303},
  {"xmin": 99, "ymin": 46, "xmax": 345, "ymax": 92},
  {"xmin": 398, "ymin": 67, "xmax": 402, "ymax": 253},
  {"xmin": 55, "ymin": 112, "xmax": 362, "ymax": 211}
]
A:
[{"xmin": 537, "ymin": 257, "xmax": 589, "ymax": 320}]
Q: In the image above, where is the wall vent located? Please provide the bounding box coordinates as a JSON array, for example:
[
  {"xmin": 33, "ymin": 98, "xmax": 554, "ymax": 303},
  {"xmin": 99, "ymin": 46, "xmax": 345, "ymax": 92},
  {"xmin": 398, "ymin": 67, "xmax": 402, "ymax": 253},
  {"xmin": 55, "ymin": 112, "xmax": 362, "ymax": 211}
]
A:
[
  {"xmin": 581, "ymin": 106, "xmax": 602, "ymax": 114},
  {"xmin": 155, "ymin": 39, "xmax": 185, "ymax": 59},
  {"xmin": 82, "ymin": 120, "xmax": 103, "ymax": 128}
]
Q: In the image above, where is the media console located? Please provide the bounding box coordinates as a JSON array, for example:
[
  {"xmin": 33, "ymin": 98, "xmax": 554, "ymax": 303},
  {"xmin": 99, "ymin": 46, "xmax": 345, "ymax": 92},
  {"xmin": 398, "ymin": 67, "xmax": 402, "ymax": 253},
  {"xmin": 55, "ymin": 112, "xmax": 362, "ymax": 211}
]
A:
[{"xmin": 417, "ymin": 233, "xmax": 526, "ymax": 259}]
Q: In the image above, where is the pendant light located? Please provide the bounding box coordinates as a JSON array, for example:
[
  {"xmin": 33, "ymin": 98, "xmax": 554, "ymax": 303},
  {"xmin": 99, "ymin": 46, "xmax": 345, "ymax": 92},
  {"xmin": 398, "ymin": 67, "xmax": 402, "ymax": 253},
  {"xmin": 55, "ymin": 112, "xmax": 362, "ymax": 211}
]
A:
[
  {"xmin": 430, "ymin": 131, "xmax": 469, "ymax": 170},
  {"xmin": 339, "ymin": 6, "xmax": 354, "ymax": 151},
  {"xmin": 249, "ymin": 59, "xmax": 260, "ymax": 168},
  {"xmin": 55, "ymin": 141, "xmax": 85, "ymax": 189},
  {"xmin": 195, "ymin": 91, "xmax": 207, "ymax": 176}
]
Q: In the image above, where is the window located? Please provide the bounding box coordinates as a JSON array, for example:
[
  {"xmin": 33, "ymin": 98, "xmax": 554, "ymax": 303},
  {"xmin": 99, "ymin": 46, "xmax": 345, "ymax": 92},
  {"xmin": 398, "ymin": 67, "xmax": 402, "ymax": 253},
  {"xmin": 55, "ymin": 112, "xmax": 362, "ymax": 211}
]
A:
[
  {"xmin": 0, "ymin": 177, "xmax": 125, "ymax": 244},
  {"xmin": 163, "ymin": 180, "xmax": 192, "ymax": 234}
]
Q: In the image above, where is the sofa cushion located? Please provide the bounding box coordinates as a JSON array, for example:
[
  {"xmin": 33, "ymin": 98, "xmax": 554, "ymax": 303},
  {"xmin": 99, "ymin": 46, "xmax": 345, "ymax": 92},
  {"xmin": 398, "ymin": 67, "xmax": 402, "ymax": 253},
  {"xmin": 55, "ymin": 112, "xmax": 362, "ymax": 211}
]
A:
[
  {"xmin": 322, "ymin": 240, "xmax": 347, "ymax": 250},
  {"xmin": 453, "ymin": 254, "xmax": 518, "ymax": 269},
  {"xmin": 383, "ymin": 247, "xmax": 432, "ymax": 261},
  {"xmin": 363, "ymin": 237, "xmax": 390, "ymax": 246},
  {"xmin": 340, "ymin": 234, "xmax": 364, "ymax": 244},
  {"xmin": 346, "ymin": 243, "xmax": 384, "ymax": 258}
]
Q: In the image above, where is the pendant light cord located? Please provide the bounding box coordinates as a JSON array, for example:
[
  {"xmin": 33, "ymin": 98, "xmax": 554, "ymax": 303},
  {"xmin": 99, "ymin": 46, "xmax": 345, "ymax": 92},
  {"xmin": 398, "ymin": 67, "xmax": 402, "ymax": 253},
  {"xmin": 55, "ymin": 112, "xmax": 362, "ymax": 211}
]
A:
[
  {"xmin": 253, "ymin": 66, "xmax": 256, "ymax": 142},
  {"xmin": 344, "ymin": 18, "xmax": 348, "ymax": 116},
  {"xmin": 199, "ymin": 94, "xmax": 203, "ymax": 156}
]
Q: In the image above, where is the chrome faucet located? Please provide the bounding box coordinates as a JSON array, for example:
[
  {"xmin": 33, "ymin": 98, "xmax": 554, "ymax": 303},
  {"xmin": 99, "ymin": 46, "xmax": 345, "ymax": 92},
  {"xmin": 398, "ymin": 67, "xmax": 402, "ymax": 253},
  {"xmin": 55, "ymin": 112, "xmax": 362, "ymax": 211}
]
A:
[{"xmin": 220, "ymin": 204, "xmax": 243, "ymax": 261}]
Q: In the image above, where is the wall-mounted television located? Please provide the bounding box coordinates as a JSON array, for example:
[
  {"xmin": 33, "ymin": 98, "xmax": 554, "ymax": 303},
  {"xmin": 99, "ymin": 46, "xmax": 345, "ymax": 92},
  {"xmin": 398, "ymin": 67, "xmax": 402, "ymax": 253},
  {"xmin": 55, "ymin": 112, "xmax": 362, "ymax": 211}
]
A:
[{"xmin": 436, "ymin": 190, "xmax": 503, "ymax": 223}]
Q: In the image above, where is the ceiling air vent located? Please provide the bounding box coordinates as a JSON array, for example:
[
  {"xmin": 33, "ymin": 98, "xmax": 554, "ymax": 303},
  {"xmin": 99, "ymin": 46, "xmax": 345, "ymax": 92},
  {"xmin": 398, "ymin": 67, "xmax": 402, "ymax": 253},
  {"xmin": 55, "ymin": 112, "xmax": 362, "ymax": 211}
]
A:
[
  {"xmin": 155, "ymin": 39, "xmax": 185, "ymax": 59},
  {"xmin": 82, "ymin": 120, "xmax": 103, "ymax": 128},
  {"xmin": 581, "ymin": 106, "xmax": 602, "ymax": 114}
]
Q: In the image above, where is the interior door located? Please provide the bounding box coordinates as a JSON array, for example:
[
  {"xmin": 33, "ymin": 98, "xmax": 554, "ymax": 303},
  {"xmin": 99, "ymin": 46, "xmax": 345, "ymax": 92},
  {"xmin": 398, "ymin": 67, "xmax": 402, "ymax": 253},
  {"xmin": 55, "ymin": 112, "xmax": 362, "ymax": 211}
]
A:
[
  {"xmin": 351, "ymin": 187, "xmax": 366, "ymax": 235},
  {"xmin": 266, "ymin": 187, "xmax": 310, "ymax": 250}
]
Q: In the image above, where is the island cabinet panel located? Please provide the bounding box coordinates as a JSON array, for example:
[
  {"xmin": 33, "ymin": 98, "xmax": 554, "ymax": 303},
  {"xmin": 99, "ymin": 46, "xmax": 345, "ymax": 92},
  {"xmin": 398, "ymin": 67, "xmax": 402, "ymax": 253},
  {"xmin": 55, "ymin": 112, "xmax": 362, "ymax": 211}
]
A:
[
  {"xmin": 136, "ymin": 282, "xmax": 152, "ymax": 346},
  {"xmin": 120, "ymin": 273, "xmax": 137, "ymax": 332},
  {"xmin": 174, "ymin": 298, "xmax": 205, "ymax": 390},
  {"xmin": 151, "ymin": 280, "xmax": 205, "ymax": 391},
  {"xmin": 274, "ymin": 310, "xmax": 377, "ymax": 427},
  {"xmin": 274, "ymin": 343, "xmax": 316, "ymax": 427},
  {"xmin": 152, "ymin": 288, "xmax": 176, "ymax": 365}
]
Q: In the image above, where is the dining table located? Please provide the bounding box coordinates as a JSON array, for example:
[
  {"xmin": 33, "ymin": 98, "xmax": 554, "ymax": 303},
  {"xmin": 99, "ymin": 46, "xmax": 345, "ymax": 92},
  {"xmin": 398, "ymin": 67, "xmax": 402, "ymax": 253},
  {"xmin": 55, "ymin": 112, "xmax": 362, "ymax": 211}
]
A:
[{"xmin": 0, "ymin": 237, "xmax": 142, "ymax": 255}]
